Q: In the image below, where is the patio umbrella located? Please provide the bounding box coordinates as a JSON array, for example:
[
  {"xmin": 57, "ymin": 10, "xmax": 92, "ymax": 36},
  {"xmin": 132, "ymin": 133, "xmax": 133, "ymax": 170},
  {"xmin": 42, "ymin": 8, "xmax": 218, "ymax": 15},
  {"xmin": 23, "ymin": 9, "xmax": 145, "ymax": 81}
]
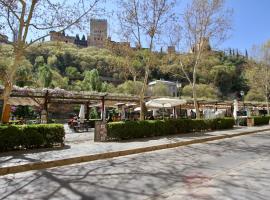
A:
[
  {"xmin": 233, "ymin": 99, "xmax": 238, "ymax": 120},
  {"xmin": 134, "ymin": 107, "xmax": 141, "ymax": 112},
  {"xmin": 134, "ymin": 107, "xmax": 152, "ymax": 112},
  {"xmin": 146, "ymin": 98, "xmax": 187, "ymax": 119},
  {"xmin": 146, "ymin": 98, "xmax": 187, "ymax": 108},
  {"xmin": 79, "ymin": 104, "xmax": 85, "ymax": 122}
]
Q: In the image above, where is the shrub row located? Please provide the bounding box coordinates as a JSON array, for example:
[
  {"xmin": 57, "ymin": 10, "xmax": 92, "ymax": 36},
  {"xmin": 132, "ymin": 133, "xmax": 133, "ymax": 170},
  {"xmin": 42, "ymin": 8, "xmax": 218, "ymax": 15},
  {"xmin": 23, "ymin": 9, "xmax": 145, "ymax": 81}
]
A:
[
  {"xmin": 107, "ymin": 118, "xmax": 234, "ymax": 140},
  {"xmin": 253, "ymin": 116, "xmax": 270, "ymax": 126},
  {"xmin": 0, "ymin": 124, "xmax": 65, "ymax": 152}
]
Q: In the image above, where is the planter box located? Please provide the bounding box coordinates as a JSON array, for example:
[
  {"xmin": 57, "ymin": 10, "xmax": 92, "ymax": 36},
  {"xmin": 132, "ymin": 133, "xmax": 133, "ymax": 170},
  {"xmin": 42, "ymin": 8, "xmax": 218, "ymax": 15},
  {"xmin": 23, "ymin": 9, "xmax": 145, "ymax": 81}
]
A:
[{"xmin": 247, "ymin": 117, "xmax": 254, "ymax": 127}]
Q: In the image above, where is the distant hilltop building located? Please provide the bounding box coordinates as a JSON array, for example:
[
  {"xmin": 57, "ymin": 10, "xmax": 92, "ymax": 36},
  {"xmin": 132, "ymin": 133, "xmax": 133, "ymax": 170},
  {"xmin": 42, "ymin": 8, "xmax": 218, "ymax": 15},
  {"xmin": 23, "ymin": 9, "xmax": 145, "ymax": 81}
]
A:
[
  {"xmin": 50, "ymin": 19, "xmax": 110, "ymax": 48},
  {"xmin": 49, "ymin": 19, "xmax": 175, "ymax": 52},
  {"xmin": 167, "ymin": 46, "xmax": 176, "ymax": 54},
  {"xmin": 88, "ymin": 19, "xmax": 108, "ymax": 48},
  {"xmin": 190, "ymin": 37, "xmax": 211, "ymax": 53},
  {"xmin": 148, "ymin": 80, "xmax": 181, "ymax": 97},
  {"xmin": 49, "ymin": 31, "xmax": 87, "ymax": 47},
  {"xmin": 50, "ymin": 18, "xmax": 133, "ymax": 49}
]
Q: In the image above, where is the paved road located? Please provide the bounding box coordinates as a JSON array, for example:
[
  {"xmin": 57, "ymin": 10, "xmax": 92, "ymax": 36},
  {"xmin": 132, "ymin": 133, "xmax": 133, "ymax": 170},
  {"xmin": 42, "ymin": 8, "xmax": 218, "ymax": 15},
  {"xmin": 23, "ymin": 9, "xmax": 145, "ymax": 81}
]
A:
[{"xmin": 1, "ymin": 131, "xmax": 270, "ymax": 200}]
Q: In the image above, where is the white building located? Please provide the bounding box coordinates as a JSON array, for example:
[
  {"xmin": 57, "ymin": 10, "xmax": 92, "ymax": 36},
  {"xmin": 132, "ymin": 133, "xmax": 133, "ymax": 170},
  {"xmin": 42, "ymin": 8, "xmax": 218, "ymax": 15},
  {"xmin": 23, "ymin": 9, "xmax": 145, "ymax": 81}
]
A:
[{"xmin": 148, "ymin": 80, "xmax": 181, "ymax": 97}]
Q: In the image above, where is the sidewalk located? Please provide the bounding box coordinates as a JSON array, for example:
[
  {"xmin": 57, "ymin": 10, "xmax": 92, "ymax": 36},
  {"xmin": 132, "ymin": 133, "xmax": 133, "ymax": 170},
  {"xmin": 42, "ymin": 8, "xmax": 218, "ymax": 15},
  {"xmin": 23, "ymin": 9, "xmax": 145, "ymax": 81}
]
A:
[{"xmin": 0, "ymin": 125, "xmax": 270, "ymax": 175}]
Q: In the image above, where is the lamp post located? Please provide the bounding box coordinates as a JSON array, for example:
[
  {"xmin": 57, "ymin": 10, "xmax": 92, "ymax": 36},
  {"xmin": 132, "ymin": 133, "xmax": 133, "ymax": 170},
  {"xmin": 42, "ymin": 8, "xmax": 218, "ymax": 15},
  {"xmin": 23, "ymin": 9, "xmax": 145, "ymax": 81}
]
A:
[{"xmin": 240, "ymin": 90, "xmax": 245, "ymax": 114}]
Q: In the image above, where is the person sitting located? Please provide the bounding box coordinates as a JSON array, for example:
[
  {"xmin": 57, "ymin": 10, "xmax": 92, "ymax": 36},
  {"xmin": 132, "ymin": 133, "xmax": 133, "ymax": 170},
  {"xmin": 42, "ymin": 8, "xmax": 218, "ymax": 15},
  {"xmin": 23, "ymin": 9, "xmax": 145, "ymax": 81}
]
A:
[
  {"xmin": 107, "ymin": 115, "xmax": 113, "ymax": 123},
  {"xmin": 149, "ymin": 115, "xmax": 155, "ymax": 120},
  {"xmin": 190, "ymin": 110, "xmax": 196, "ymax": 119}
]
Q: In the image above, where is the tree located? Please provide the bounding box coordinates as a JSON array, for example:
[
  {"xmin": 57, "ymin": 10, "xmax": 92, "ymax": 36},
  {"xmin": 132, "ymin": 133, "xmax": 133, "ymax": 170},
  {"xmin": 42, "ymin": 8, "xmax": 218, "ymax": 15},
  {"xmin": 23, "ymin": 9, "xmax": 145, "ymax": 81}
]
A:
[
  {"xmin": 118, "ymin": 0, "xmax": 176, "ymax": 120},
  {"xmin": 47, "ymin": 55, "xmax": 58, "ymax": 69},
  {"xmin": 210, "ymin": 65, "xmax": 236, "ymax": 96},
  {"xmin": 177, "ymin": 0, "xmax": 232, "ymax": 118},
  {"xmin": 15, "ymin": 59, "xmax": 33, "ymax": 87},
  {"xmin": 0, "ymin": 0, "xmax": 101, "ymax": 122},
  {"xmin": 246, "ymin": 41, "xmax": 270, "ymax": 114},
  {"xmin": 182, "ymin": 84, "xmax": 218, "ymax": 100},
  {"xmin": 51, "ymin": 70, "xmax": 69, "ymax": 89},
  {"xmin": 109, "ymin": 43, "xmax": 143, "ymax": 82},
  {"xmin": 65, "ymin": 66, "xmax": 81, "ymax": 80},
  {"xmin": 82, "ymin": 35, "xmax": 86, "ymax": 41},
  {"xmin": 34, "ymin": 56, "xmax": 45, "ymax": 69},
  {"xmin": 90, "ymin": 107, "xmax": 99, "ymax": 119},
  {"xmin": 245, "ymin": 89, "xmax": 265, "ymax": 102},
  {"xmin": 245, "ymin": 49, "xmax": 248, "ymax": 59},
  {"xmin": 75, "ymin": 34, "xmax": 80, "ymax": 41},
  {"xmin": 82, "ymin": 69, "xmax": 102, "ymax": 92},
  {"xmin": 38, "ymin": 64, "xmax": 53, "ymax": 88},
  {"xmin": 116, "ymin": 81, "xmax": 144, "ymax": 95}
]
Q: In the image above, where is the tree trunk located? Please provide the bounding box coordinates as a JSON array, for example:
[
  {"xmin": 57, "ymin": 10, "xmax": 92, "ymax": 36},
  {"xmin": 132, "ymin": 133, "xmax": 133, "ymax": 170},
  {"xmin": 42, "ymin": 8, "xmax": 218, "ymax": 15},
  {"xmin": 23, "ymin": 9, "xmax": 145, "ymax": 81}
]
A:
[
  {"xmin": 266, "ymin": 85, "xmax": 270, "ymax": 115},
  {"xmin": 139, "ymin": 66, "xmax": 149, "ymax": 120},
  {"xmin": 1, "ymin": 83, "xmax": 12, "ymax": 123},
  {"xmin": 1, "ymin": 52, "xmax": 23, "ymax": 123},
  {"xmin": 266, "ymin": 99, "xmax": 269, "ymax": 116},
  {"xmin": 139, "ymin": 100, "xmax": 145, "ymax": 120},
  {"xmin": 192, "ymin": 84, "xmax": 201, "ymax": 119}
]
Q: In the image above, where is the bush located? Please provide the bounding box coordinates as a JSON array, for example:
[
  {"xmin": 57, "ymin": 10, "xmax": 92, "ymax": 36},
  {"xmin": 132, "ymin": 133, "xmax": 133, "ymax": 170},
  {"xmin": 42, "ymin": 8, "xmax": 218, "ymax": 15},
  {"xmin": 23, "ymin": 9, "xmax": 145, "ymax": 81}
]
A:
[
  {"xmin": 0, "ymin": 124, "xmax": 65, "ymax": 152},
  {"xmin": 253, "ymin": 116, "xmax": 270, "ymax": 126},
  {"xmin": 238, "ymin": 118, "xmax": 247, "ymax": 126},
  {"xmin": 107, "ymin": 118, "xmax": 234, "ymax": 141},
  {"xmin": 0, "ymin": 126, "xmax": 22, "ymax": 151}
]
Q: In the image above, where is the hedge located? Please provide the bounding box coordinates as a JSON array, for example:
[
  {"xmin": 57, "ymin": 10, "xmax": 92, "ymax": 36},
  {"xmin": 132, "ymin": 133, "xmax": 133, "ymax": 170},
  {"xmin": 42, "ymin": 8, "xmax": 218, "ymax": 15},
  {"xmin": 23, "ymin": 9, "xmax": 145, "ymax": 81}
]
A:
[
  {"xmin": 0, "ymin": 124, "xmax": 65, "ymax": 152},
  {"xmin": 253, "ymin": 116, "xmax": 270, "ymax": 126},
  {"xmin": 107, "ymin": 118, "xmax": 234, "ymax": 140}
]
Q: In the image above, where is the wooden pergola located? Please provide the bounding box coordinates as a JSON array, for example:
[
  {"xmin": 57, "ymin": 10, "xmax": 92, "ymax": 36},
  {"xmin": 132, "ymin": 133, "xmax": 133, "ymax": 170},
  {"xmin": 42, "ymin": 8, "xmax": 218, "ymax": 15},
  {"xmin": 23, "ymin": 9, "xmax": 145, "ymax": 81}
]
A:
[
  {"xmin": 0, "ymin": 86, "xmax": 140, "ymax": 122},
  {"xmin": 1, "ymin": 86, "xmax": 268, "ymax": 122}
]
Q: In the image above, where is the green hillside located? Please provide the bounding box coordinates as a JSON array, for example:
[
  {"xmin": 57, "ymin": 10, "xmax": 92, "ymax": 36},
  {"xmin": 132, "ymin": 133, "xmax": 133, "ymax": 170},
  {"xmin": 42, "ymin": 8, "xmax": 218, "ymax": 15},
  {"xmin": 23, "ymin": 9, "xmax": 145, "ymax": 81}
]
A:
[{"xmin": 0, "ymin": 41, "xmax": 261, "ymax": 101}]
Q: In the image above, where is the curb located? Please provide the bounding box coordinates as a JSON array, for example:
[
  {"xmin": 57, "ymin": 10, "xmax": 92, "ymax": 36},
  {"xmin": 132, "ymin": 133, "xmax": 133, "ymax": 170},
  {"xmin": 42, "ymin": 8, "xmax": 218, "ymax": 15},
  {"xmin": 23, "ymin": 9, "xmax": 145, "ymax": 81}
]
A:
[{"xmin": 1, "ymin": 128, "xmax": 270, "ymax": 176}]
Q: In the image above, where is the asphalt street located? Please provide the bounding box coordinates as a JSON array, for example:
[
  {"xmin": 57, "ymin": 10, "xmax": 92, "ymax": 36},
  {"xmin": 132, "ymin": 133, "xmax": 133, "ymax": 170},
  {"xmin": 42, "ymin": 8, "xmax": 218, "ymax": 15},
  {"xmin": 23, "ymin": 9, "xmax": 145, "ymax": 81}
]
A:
[{"xmin": 1, "ymin": 131, "xmax": 270, "ymax": 200}]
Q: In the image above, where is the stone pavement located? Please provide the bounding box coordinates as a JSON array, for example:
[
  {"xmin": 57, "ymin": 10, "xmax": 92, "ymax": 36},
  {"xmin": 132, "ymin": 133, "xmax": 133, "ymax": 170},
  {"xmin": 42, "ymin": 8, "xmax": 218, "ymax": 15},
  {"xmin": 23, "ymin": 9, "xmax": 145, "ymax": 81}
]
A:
[
  {"xmin": 1, "ymin": 130, "xmax": 270, "ymax": 200},
  {"xmin": 0, "ymin": 125, "xmax": 270, "ymax": 175}
]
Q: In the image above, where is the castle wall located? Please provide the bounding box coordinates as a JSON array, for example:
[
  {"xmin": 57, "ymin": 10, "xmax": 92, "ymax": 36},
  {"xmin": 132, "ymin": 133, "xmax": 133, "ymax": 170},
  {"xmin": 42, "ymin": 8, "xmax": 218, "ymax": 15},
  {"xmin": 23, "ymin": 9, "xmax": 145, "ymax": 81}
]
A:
[{"xmin": 50, "ymin": 32, "xmax": 75, "ymax": 44}]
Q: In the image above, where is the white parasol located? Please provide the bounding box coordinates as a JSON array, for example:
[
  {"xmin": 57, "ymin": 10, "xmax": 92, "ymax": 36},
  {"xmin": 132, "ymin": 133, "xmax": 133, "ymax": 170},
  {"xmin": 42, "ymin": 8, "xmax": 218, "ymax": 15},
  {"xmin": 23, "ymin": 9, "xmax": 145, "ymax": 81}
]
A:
[
  {"xmin": 79, "ymin": 104, "xmax": 85, "ymax": 122},
  {"xmin": 233, "ymin": 99, "xmax": 238, "ymax": 120},
  {"xmin": 146, "ymin": 98, "xmax": 187, "ymax": 108},
  {"xmin": 146, "ymin": 98, "xmax": 187, "ymax": 119}
]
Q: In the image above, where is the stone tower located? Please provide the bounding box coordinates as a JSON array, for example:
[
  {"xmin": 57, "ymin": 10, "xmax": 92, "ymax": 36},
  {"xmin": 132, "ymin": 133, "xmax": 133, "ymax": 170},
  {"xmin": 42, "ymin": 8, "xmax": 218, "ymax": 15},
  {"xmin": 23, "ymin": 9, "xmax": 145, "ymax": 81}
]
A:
[
  {"xmin": 88, "ymin": 19, "xmax": 108, "ymax": 48},
  {"xmin": 190, "ymin": 37, "xmax": 211, "ymax": 53}
]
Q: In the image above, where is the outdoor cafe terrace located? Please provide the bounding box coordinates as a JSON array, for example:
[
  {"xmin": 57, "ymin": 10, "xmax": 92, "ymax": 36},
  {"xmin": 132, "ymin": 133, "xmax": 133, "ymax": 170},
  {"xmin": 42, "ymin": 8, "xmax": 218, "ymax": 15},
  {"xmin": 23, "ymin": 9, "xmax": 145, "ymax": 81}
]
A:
[{"xmin": 0, "ymin": 85, "xmax": 269, "ymax": 110}]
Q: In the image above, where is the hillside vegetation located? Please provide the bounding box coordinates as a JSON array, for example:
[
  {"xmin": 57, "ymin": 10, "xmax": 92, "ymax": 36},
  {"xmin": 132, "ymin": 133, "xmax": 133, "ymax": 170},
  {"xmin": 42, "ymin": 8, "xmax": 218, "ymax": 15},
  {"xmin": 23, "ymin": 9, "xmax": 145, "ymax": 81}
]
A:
[{"xmin": 0, "ymin": 41, "xmax": 260, "ymax": 101}]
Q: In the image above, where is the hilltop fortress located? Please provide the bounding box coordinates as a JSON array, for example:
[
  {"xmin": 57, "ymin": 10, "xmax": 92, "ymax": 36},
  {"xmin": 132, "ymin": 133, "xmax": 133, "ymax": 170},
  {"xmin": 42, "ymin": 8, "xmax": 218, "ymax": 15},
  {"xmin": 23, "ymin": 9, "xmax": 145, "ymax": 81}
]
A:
[
  {"xmin": 49, "ymin": 18, "xmax": 212, "ymax": 53},
  {"xmin": 50, "ymin": 19, "xmax": 130, "ymax": 49}
]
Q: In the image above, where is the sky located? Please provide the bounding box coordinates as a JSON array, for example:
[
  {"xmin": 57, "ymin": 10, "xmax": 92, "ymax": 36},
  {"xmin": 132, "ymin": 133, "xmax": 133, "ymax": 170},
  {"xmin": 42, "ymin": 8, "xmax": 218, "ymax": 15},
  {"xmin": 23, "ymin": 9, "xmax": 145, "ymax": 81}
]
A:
[
  {"xmin": 106, "ymin": 0, "xmax": 270, "ymax": 54},
  {"xmin": 221, "ymin": 0, "xmax": 270, "ymax": 53},
  {"xmin": 2, "ymin": 0, "xmax": 269, "ymax": 54}
]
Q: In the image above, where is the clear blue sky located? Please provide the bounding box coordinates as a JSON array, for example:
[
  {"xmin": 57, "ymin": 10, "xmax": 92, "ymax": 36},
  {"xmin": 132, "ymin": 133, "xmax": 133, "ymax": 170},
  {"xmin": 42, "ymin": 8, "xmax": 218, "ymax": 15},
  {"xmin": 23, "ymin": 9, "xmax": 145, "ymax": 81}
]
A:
[
  {"xmin": 107, "ymin": 0, "xmax": 270, "ymax": 53},
  {"xmin": 221, "ymin": 0, "xmax": 270, "ymax": 53},
  {"xmin": 15, "ymin": 0, "xmax": 269, "ymax": 53}
]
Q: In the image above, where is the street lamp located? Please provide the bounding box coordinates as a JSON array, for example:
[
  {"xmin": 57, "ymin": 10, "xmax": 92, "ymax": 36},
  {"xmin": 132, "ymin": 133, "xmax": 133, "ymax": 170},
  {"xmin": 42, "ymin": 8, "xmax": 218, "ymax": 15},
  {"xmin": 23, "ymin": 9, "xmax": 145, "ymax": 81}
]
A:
[{"xmin": 240, "ymin": 90, "xmax": 245, "ymax": 114}]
